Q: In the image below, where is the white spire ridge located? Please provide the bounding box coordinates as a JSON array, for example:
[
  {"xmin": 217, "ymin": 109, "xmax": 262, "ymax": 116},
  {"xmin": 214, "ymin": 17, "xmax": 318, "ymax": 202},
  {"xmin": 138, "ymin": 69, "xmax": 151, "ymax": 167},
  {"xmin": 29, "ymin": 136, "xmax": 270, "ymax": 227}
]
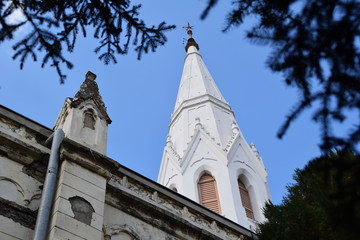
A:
[{"xmin": 174, "ymin": 42, "xmax": 227, "ymax": 112}]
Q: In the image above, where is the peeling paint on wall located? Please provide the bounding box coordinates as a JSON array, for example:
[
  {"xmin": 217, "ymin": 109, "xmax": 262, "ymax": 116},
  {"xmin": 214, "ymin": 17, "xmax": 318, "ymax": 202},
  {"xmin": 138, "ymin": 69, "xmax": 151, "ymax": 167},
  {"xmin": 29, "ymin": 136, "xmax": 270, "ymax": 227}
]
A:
[{"xmin": 69, "ymin": 196, "xmax": 95, "ymax": 225}]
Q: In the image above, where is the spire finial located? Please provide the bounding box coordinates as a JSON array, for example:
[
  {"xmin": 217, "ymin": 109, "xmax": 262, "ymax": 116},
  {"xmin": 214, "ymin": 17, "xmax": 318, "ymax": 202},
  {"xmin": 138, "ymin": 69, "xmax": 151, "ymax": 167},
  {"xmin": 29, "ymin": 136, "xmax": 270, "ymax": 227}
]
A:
[
  {"xmin": 182, "ymin": 22, "xmax": 199, "ymax": 52},
  {"xmin": 183, "ymin": 22, "xmax": 194, "ymax": 39}
]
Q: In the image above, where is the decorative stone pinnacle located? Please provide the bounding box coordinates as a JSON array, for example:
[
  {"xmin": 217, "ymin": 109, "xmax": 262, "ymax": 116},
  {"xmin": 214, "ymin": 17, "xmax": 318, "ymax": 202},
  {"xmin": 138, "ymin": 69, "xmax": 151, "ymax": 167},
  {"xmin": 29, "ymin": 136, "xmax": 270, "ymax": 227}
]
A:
[
  {"xmin": 232, "ymin": 121, "xmax": 239, "ymax": 134},
  {"xmin": 86, "ymin": 71, "xmax": 97, "ymax": 81},
  {"xmin": 71, "ymin": 71, "xmax": 112, "ymax": 124},
  {"xmin": 166, "ymin": 134, "xmax": 172, "ymax": 141},
  {"xmin": 166, "ymin": 134, "xmax": 173, "ymax": 147},
  {"xmin": 195, "ymin": 117, "xmax": 202, "ymax": 129}
]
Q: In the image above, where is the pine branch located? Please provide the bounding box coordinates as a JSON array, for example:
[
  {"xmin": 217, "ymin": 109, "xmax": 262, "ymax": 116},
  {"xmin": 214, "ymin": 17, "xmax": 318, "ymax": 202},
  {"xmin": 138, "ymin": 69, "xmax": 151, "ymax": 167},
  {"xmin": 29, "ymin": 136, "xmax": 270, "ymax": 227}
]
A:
[
  {"xmin": 202, "ymin": 0, "xmax": 360, "ymax": 152},
  {"xmin": 1, "ymin": 0, "xmax": 175, "ymax": 83}
]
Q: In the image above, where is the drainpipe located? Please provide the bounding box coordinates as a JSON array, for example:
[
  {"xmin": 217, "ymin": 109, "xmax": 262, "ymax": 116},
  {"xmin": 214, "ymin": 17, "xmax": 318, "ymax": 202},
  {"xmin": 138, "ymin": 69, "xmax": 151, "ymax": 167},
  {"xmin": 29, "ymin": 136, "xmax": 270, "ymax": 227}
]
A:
[{"xmin": 33, "ymin": 129, "xmax": 65, "ymax": 240}]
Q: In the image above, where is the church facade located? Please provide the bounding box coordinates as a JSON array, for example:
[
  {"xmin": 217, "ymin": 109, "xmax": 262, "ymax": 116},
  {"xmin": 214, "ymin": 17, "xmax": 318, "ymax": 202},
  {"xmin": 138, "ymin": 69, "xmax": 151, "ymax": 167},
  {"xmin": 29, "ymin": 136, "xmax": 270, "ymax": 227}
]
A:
[{"xmin": 0, "ymin": 31, "xmax": 269, "ymax": 240}]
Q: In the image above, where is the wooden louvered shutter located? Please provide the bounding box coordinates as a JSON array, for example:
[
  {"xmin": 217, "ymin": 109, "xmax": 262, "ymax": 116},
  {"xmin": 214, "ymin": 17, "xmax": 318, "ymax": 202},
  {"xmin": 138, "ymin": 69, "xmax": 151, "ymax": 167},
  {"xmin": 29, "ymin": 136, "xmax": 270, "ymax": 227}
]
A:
[
  {"xmin": 198, "ymin": 173, "xmax": 221, "ymax": 214},
  {"xmin": 238, "ymin": 179, "xmax": 255, "ymax": 220}
]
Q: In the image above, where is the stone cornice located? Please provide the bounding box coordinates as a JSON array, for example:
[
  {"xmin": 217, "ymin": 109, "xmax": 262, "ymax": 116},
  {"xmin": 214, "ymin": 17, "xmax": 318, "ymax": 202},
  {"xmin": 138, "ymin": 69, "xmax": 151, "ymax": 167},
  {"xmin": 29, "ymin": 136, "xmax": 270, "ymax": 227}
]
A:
[
  {"xmin": 0, "ymin": 105, "xmax": 52, "ymax": 138},
  {"xmin": 0, "ymin": 109, "xmax": 51, "ymax": 165},
  {"xmin": 106, "ymin": 174, "xmax": 253, "ymax": 240},
  {"xmin": 0, "ymin": 197, "xmax": 37, "ymax": 230}
]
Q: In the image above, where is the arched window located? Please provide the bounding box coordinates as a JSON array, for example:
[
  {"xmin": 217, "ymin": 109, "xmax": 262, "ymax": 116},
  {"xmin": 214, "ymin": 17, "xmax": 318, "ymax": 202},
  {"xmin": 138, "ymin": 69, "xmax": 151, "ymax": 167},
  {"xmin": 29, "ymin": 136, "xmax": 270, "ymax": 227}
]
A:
[
  {"xmin": 83, "ymin": 110, "xmax": 96, "ymax": 130},
  {"xmin": 238, "ymin": 178, "xmax": 255, "ymax": 220},
  {"xmin": 198, "ymin": 173, "xmax": 221, "ymax": 214}
]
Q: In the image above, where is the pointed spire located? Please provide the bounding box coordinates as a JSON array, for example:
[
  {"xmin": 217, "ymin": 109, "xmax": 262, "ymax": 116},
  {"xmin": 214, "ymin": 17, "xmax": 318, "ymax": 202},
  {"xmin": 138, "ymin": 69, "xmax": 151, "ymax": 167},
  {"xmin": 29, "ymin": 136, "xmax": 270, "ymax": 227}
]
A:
[
  {"xmin": 71, "ymin": 71, "xmax": 111, "ymax": 124},
  {"xmin": 183, "ymin": 23, "xmax": 199, "ymax": 52},
  {"xmin": 174, "ymin": 27, "xmax": 226, "ymax": 111}
]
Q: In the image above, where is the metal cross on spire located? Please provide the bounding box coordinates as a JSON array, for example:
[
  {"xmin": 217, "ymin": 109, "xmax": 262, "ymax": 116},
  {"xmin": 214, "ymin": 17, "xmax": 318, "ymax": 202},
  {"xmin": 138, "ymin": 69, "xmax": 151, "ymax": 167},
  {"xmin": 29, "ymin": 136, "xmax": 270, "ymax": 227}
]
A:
[
  {"xmin": 182, "ymin": 22, "xmax": 199, "ymax": 52},
  {"xmin": 182, "ymin": 22, "xmax": 194, "ymax": 38}
]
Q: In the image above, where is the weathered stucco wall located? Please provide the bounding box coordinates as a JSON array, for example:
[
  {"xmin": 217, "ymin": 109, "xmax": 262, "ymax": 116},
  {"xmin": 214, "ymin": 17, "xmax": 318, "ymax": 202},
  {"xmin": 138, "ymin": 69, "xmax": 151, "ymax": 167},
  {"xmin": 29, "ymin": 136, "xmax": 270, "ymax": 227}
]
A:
[{"xmin": 0, "ymin": 106, "xmax": 51, "ymax": 239}]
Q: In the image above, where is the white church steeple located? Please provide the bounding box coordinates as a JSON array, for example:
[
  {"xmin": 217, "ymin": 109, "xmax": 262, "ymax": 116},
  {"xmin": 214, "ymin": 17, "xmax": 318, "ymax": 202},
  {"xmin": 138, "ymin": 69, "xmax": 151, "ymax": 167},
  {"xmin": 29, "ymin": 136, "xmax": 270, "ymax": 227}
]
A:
[{"xmin": 158, "ymin": 28, "xmax": 271, "ymax": 230}]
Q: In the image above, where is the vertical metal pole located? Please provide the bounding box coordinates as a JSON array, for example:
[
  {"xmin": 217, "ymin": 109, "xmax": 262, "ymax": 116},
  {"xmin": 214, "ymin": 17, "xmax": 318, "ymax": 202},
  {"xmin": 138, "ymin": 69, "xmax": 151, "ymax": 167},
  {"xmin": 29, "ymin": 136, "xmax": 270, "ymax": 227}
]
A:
[{"xmin": 33, "ymin": 129, "xmax": 64, "ymax": 240}]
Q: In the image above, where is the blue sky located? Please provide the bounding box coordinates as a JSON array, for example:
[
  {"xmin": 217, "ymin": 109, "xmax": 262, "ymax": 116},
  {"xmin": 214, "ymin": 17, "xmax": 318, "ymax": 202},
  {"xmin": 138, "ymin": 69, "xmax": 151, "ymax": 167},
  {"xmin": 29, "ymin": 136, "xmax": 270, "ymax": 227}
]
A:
[{"xmin": 0, "ymin": 1, "xmax": 322, "ymax": 204}]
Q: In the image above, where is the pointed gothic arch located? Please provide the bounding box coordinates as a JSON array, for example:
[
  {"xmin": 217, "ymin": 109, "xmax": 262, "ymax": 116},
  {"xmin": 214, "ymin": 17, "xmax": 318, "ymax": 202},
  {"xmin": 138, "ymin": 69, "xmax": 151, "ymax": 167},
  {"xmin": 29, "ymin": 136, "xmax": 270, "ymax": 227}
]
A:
[
  {"xmin": 238, "ymin": 177, "xmax": 255, "ymax": 220},
  {"xmin": 198, "ymin": 172, "xmax": 221, "ymax": 214}
]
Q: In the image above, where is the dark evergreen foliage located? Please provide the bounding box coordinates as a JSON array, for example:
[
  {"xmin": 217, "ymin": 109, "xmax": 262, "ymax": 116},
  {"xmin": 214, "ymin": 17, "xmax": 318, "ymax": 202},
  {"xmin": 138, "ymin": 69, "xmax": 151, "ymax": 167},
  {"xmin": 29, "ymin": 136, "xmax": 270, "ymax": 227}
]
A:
[
  {"xmin": 0, "ymin": 0, "xmax": 175, "ymax": 83},
  {"xmin": 202, "ymin": 0, "xmax": 360, "ymax": 152},
  {"xmin": 256, "ymin": 150, "xmax": 360, "ymax": 240}
]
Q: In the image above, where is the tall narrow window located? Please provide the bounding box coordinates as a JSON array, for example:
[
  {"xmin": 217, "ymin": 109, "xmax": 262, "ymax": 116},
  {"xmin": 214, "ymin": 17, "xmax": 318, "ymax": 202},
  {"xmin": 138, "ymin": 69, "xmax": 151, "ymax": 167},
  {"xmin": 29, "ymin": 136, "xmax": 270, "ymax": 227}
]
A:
[
  {"xmin": 198, "ymin": 173, "xmax": 221, "ymax": 214},
  {"xmin": 238, "ymin": 178, "xmax": 255, "ymax": 220},
  {"xmin": 83, "ymin": 110, "xmax": 96, "ymax": 130}
]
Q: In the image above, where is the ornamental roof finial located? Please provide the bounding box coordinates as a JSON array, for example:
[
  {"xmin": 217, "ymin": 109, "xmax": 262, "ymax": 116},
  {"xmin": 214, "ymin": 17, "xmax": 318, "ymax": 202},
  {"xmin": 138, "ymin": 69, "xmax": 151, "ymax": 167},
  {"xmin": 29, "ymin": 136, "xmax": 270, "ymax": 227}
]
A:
[
  {"xmin": 182, "ymin": 22, "xmax": 199, "ymax": 52},
  {"xmin": 183, "ymin": 22, "xmax": 194, "ymax": 38}
]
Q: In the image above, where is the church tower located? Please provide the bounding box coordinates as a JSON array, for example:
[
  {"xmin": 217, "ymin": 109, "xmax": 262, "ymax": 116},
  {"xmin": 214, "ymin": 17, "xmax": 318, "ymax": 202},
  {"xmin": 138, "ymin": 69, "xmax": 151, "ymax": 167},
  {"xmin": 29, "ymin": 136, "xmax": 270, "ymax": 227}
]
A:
[
  {"xmin": 158, "ymin": 27, "xmax": 271, "ymax": 230},
  {"xmin": 54, "ymin": 71, "xmax": 111, "ymax": 155}
]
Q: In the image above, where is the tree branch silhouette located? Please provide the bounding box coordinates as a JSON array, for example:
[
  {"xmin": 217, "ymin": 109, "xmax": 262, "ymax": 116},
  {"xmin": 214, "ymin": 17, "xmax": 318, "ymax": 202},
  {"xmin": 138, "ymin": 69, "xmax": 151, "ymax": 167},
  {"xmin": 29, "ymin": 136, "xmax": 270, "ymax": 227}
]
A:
[
  {"xmin": 201, "ymin": 0, "xmax": 360, "ymax": 152},
  {"xmin": 0, "ymin": 0, "xmax": 175, "ymax": 83}
]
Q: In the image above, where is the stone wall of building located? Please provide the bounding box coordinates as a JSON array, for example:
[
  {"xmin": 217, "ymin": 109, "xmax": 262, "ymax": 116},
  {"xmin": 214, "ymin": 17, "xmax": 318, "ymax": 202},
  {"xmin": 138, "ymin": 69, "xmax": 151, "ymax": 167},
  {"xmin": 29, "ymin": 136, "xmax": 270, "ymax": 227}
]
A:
[{"xmin": 0, "ymin": 106, "xmax": 51, "ymax": 239}]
